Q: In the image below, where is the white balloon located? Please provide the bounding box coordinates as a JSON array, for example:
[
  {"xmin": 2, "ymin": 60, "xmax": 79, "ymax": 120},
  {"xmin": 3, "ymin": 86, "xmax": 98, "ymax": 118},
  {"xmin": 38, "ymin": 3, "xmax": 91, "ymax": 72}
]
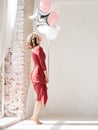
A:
[
  {"xmin": 37, "ymin": 24, "xmax": 60, "ymax": 40},
  {"xmin": 46, "ymin": 26, "xmax": 59, "ymax": 40},
  {"xmin": 37, "ymin": 25, "xmax": 50, "ymax": 34}
]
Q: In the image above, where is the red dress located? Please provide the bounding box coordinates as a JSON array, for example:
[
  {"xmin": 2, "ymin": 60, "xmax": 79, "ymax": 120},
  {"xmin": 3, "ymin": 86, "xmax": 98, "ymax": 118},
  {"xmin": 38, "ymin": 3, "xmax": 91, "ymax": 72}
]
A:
[{"xmin": 30, "ymin": 46, "xmax": 48, "ymax": 107}]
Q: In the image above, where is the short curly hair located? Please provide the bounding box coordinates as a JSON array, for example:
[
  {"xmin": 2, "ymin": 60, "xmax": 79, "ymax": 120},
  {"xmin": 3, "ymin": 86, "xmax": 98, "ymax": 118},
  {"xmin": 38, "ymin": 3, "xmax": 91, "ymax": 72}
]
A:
[{"xmin": 26, "ymin": 33, "xmax": 41, "ymax": 49}]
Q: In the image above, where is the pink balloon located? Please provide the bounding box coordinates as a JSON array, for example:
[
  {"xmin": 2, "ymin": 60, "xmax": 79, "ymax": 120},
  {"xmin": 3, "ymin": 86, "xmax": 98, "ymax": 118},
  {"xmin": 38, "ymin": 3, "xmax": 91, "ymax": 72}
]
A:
[
  {"xmin": 47, "ymin": 11, "xmax": 58, "ymax": 26},
  {"xmin": 40, "ymin": 0, "xmax": 51, "ymax": 13}
]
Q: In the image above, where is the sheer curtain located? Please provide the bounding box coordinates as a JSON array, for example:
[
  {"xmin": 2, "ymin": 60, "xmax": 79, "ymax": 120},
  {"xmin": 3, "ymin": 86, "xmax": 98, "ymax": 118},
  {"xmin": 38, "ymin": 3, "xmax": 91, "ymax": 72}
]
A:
[{"xmin": 0, "ymin": 0, "xmax": 18, "ymax": 66}]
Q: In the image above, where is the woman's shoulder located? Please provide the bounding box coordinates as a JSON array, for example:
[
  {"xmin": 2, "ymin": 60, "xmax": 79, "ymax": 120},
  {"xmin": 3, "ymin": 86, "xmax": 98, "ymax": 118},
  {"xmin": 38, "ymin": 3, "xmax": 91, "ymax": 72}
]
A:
[
  {"xmin": 36, "ymin": 45, "xmax": 43, "ymax": 51},
  {"xmin": 32, "ymin": 46, "xmax": 44, "ymax": 54}
]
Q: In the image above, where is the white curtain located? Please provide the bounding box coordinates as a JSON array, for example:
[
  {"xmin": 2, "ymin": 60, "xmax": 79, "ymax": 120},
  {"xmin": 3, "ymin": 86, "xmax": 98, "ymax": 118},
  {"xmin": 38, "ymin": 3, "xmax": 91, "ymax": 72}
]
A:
[{"xmin": 0, "ymin": 0, "xmax": 18, "ymax": 66}]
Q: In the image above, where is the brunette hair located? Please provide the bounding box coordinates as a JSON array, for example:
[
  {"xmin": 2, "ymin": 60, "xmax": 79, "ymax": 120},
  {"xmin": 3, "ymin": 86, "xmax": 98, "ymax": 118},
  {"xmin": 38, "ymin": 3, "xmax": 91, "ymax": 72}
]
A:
[{"xmin": 26, "ymin": 33, "xmax": 41, "ymax": 49}]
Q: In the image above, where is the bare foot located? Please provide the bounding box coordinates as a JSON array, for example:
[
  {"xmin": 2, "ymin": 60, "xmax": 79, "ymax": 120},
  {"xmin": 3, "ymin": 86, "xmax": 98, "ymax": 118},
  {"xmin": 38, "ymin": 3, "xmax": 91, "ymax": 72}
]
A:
[{"xmin": 31, "ymin": 117, "xmax": 43, "ymax": 125}]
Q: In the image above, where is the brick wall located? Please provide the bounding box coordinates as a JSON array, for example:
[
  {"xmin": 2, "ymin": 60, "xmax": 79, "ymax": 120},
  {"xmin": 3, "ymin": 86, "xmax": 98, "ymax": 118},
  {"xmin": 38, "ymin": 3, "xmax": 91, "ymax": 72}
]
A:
[{"xmin": 4, "ymin": 0, "xmax": 34, "ymax": 119}]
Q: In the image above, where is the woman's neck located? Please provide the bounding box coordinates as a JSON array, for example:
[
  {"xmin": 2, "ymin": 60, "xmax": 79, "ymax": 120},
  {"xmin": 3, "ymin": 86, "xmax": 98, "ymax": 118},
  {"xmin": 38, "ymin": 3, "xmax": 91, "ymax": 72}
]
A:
[{"xmin": 32, "ymin": 45, "xmax": 40, "ymax": 52}]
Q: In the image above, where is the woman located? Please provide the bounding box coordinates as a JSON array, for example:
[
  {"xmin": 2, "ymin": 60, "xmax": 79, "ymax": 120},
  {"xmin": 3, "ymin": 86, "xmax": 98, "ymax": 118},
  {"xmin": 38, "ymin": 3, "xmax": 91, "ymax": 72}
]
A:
[{"xmin": 26, "ymin": 33, "xmax": 48, "ymax": 124}]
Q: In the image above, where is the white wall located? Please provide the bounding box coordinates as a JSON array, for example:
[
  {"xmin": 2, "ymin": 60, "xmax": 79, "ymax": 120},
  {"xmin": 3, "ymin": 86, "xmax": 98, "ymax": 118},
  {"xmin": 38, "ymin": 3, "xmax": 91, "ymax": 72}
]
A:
[{"xmin": 46, "ymin": 0, "xmax": 98, "ymax": 117}]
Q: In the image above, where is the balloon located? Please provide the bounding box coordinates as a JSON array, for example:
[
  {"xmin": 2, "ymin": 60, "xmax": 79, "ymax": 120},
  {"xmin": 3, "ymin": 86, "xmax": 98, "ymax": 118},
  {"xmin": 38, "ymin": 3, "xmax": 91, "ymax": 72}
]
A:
[
  {"xmin": 38, "ymin": 8, "xmax": 50, "ymax": 16},
  {"xmin": 46, "ymin": 26, "xmax": 60, "ymax": 40},
  {"xmin": 29, "ymin": 0, "xmax": 60, "ymax": 40},
  {"xmin": 40, "ymin": 0, "xmax": 51, "ymax": 13},
  {"xmin": 37, "ymin": 24, "xmax": 60, "ymax": 40},
  {"xmin": 29, "ymin": 8, "xmax": 50, "ymax": 27},
  {"xmin": 47, "ymin": 11, "xmax": 58, "ymax": 26},
  {"xmin": 37, "ymin": 25, "xmax": 50, "ymax": 34},
  {"xmin": 46, "ymin": 29, "xmax": 58, "ymax": 40}
]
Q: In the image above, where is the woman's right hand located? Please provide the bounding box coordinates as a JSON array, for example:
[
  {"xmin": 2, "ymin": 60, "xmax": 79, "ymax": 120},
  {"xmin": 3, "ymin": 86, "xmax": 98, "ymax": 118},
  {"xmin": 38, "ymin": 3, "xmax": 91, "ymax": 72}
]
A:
[
  {"xmin": 44, "ymin": 70, "xmax": 49, "ymax": 83},
  {"xmin": 45, "ymin": 75, "xmax": 49, "ymax": 83}
]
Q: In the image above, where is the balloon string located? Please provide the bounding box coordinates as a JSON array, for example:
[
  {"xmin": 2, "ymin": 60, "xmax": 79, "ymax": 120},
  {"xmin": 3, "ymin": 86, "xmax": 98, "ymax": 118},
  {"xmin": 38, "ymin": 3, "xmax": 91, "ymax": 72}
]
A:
[
  {"xmin": 43, "ymin": 34, "xmax": 49, "ymax": 77},
  {"xmin": 47, "ymin": 38, "xmax": 49, "ymax": 77}
]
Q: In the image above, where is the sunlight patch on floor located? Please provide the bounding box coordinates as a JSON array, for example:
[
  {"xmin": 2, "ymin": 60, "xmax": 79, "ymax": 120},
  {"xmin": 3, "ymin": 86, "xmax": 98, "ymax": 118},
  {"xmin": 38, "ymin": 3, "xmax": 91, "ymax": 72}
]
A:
[
  {"xmin": 65, "ymin": 121, "xmax": 98, "ymax": 124},
  {"xmin": 60, "ymin": 124, "xmax": 98, "ymax": 130},
  {"xmin": 0, "ymin": 117, "xmax": 20, "ymax": 129},
  {"xmin": 4, "ymin": 120, "xmax": 58, "ymax": 130}
]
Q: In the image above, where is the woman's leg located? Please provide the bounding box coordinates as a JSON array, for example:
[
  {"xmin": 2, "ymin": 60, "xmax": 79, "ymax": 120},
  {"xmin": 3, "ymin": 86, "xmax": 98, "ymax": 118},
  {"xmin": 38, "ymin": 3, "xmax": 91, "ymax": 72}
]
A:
[
  {"xmin": 31, "ymin": 83, "xmax": 47, "ymax": 124},
  {"xmin": 31, "ymin": 100, "xmax": 42, "ymax": 124}
]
